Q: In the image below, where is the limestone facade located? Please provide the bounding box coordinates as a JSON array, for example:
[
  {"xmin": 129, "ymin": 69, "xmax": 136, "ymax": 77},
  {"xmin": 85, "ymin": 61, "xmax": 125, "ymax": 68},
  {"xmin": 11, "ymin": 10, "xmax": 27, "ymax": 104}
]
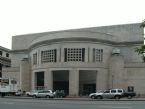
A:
[{"xmin": 2, "ymin": 23, "xmax": 145, "ymax": 96}]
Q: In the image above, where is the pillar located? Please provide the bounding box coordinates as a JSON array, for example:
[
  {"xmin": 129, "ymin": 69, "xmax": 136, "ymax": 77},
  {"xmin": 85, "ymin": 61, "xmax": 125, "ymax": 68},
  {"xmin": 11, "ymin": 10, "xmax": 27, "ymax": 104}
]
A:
[
  {"xmin": 31, "ymin": 71, "xmax": 35, "ymax": 90},
  {"xmin": 85, "ymin": 47, "xmax": 88, "ymax": 62},
  {"xmin": 69, "ymin": 69, "xmax": 79, "ymax": 96},
  {"xmin": 57, "ymin": 48, "xmax": 61, "ymax": 62},
  {"xmin": 44, "ymin": 69, "xmax": 53, "ymax": 90}
]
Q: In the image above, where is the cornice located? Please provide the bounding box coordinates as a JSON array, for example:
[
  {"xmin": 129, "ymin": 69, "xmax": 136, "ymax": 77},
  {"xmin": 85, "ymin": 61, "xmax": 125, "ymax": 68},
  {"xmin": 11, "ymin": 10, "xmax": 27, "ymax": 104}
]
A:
[
  {"xmin": 29, "ymin": 37, "xmax": 143, "ymax": 50},
  {"xmin": 11, "ymin": 38, "xmax": 143, "ymax": 52}
]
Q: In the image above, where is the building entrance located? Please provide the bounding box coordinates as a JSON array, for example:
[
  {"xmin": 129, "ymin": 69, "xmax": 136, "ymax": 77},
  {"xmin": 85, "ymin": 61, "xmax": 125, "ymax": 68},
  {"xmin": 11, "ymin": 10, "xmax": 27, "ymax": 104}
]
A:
[
  {"xmin": 53, "ymin": 70, "xmax": 69, "ymax": 95},
  {"xmin": 83, "ymin": 84, "xmax": 96, "ymax": 95},
  {"xmin": 35, "ymin": 72, "xmax": 44, "ymax": 90},
  {"xmin": 79, "ymin": 70, "xmax": 97, "ymax": 95}
]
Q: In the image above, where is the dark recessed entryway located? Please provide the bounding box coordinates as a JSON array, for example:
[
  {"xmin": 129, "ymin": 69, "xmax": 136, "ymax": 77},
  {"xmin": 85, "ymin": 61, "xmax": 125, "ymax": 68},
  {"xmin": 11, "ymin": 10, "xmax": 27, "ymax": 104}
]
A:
[
  {"xmin": 53, "ymin": 70, "xmax": 69, "ymax": 95},
  {"xmin": 79, "ymin": 70, "xmax": 97, "ymax": 95},
  {"xmin": 35, "ymin": 72, "xmax": 44, "ymax": 90}
]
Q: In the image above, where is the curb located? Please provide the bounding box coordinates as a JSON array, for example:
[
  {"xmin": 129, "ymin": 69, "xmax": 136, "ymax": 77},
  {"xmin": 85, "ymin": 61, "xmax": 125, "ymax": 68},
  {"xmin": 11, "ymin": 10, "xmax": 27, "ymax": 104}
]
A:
[{"xmin": 2, "ymin": 96, "xmax": 145, "ymax": 101}]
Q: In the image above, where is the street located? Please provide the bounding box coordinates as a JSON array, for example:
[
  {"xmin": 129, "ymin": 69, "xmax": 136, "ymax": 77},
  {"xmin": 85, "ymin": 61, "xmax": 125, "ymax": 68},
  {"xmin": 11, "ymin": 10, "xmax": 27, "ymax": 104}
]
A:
[{"xmin": 0, "ymin": 98, "xmax": 145, "ymax": 109}]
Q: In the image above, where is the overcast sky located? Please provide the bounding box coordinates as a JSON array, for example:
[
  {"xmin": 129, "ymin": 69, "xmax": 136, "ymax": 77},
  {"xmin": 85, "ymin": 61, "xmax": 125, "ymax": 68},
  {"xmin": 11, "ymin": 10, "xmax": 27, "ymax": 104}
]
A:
[{"xmin": 0, "ymin": 0, "xmax": 145, "ymax": 49}]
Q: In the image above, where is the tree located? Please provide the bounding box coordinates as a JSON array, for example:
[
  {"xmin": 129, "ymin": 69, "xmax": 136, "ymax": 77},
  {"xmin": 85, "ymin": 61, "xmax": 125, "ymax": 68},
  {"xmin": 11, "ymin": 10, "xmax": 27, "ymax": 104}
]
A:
[
  {"xmin": 135, "ymin": 20, "xmax": 145, "ymax": 62},
  {"xmin": 135, "ymin": 45, "xmax": 145, "ymax": 62},
  {"xmin": 140, "ymin": 19, "xmax": 145, "ymax": 28}
]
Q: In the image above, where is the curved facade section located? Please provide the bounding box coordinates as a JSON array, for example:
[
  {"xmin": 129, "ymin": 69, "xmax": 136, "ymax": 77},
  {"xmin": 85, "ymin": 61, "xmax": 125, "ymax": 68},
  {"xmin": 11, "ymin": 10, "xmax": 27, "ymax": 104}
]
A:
[
  {"xmin": 30, "ymin": 42, "xmax": 111, "ymax": 69},
  {"xmin": 30, "ymin": 31, "xmax": 117, "ymax": 48},
  {"xmin": 30, "ymin": 42, "xmax": 110, "ymax": 96}
]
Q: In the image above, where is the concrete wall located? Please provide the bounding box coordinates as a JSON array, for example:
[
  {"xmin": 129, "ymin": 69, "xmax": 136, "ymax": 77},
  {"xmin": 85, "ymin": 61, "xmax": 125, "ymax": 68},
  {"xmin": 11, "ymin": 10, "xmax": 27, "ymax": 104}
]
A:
[
  {"xmin": 125, "ymin": 63, "xmax": 145, "ymax": 95},
  {"xmin": 82, "ymin": 23, "xmax": 143, "ymax": 42},
  {"xmin": 109, "ymin": 55, "xmax": 126, "ymax": 89},
  {"xmin": 120, "ymin": 45, "xmax": 143, "ymax": 63},
  {"xmin": 109, "ymin": 55, "xmax": 145, "ymax": 95},
  {"xmin": 11, "ymin": 52, "xmax": 28, "ymax": 67},
  {"xmin": 12, "ymin": 33, "xmax": 47, "ymax": 50}
]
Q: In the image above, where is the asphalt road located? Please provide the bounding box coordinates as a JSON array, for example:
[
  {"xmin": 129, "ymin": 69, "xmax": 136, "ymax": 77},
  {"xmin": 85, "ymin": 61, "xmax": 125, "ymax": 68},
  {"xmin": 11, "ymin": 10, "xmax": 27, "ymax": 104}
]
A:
[{"xmin": 0, "ymin": 98, "xmax": 145, "ymax": 109}]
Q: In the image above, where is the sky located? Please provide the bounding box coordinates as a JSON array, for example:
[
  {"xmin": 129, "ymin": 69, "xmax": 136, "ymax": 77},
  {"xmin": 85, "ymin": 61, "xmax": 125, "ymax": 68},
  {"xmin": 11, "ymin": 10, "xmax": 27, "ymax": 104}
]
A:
[{"xmin": 0, "ymin": 0, "xmax": 145, "ymax": 49}]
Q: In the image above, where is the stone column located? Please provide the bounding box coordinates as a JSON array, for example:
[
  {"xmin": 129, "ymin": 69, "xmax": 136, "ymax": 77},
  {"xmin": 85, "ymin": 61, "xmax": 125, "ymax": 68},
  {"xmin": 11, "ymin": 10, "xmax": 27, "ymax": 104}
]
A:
[
  {"xmin": 88, "ymin": 47, "xmax": 92, "ymax": 62},
  {"xmin": 57, "ymin": 48, "xmax": 61, "ymax": 62},
  {"xmin": 20, "ymin": 58, "xmax": 30, "ymax": 91},
  {"xmin": 69, "ymin": 69, "xmax": 79, "ymax": 96},
  {"xmin": 31, "ymin": 71, "xmax": 35, "ymax": 90},
  {"xmin": 37, "ymin": 50, "xmax": 40, "ymax": 66},
  {"xmin": 61, "ymin": 48, "xmax": 64, "ymax": 62},
  {"xmin": 44, "ymin": 69, "xmax": 53, "ymax": 90},
  {"xmin": 85, "ymin": 47, "xmax": 88, "ymax": 62}
]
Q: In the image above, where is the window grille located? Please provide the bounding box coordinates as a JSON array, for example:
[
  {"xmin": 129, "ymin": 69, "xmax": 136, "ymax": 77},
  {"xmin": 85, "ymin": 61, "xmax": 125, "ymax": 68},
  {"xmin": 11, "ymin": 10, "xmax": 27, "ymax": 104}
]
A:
[
  {"xmin": 64, "ymin": 48, "xmax": 85, "ymax": 62},
  {"xmin": 93, "ymin": 48, "xmax": 103, "ymax": 62},
  {"xmin": 33, "ymin": 53, "xmax": 37, "ymax": 65},
  {"xmin": 41, "ymin": 49, "xmax": 57, "ymax": 63}
]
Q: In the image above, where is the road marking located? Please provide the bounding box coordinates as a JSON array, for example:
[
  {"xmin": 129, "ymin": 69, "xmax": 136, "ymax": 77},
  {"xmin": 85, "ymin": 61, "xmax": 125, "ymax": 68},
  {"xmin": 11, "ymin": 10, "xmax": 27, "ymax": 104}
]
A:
[
  {"xmin": 103, "ymin": 102, "xmax": 132, "ymax": 105},
  {"xmin": 0, "ymin": 102, "xmax": 14, "ymax": 105},
  {"xmin": 98, "ymin": 105, "xmax": 132, "ymax": 109}
]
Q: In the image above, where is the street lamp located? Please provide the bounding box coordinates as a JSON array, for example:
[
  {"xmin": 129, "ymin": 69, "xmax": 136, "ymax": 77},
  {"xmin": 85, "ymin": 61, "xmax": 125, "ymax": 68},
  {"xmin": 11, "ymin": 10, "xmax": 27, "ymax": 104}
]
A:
[{"xmin": 112, "ymin": 75, "xmax": 114, "ymax": 89}]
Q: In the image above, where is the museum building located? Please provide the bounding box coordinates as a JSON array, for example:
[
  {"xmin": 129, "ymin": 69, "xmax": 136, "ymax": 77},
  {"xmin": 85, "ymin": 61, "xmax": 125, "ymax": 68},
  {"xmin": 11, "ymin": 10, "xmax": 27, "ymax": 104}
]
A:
[{"xmin": 2, "ymin": 23, "xmax": 145, "ymax": 96}]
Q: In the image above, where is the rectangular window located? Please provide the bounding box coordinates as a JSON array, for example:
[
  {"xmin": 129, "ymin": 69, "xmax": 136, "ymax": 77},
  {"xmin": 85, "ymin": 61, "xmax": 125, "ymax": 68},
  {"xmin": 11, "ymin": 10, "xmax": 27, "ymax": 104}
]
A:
[
  {"xmin": 33, "ymin": 53, "xmax": 37, "ymax": 65},
  {"xmin": 82, "ymin": 48, "xmax": 85, "ymax": 62},
  {"xmin": 54, "ymin": 49, "xmax": 57, "ymax": 62},
  {"xmin": 0, "ymin": 51, "xmax": 2, "ymax": 56},
  {"xmin": 64, "ymin": 48, "xmax": 67, "ymax": 62},
  {"xmin": 64, "ymin": 48, "xmax": 85, "ymax": 62},
  {"xmin": 93, "ymin": 48, "xmax": 103, "ymax": 62},
  {"xmin": 6, "ymin": 53, "xmax": 9, "ymax": 57},
  {"xmin": 41, "ymin": 49, "xmax": 57, "ymax": 63}
]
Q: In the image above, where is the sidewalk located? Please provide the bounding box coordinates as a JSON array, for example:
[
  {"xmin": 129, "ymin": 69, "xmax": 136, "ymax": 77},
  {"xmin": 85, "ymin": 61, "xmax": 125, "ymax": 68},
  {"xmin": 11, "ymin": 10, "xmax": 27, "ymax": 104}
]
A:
[{"xmin": 3, "ymin": 96, "xmax": 145, "ymax": 101}]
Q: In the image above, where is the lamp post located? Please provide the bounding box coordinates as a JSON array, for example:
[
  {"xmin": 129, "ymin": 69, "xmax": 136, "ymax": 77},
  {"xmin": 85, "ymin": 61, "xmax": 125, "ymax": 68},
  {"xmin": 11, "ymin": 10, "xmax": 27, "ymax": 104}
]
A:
[{"xmin": 112, "ymin": 75, "xmax": 114, "ymax": 89}]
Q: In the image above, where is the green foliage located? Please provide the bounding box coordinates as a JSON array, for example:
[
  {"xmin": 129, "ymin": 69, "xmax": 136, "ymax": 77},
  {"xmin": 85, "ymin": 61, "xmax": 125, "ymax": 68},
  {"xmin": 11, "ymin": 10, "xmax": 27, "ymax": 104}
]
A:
[
  {"xmin": 135, "ymin": 45, "xmax": 145, "ymax": 62},
  {"xmin": 135, "ymin": 20, "xmax": 145, "ymax": 62},
  {"xmin": 135, "ymin": 45, "xmax": 145, "ymax": 55},
  {"xmin": 140, "ymin": 19, "xmax": 145, "ymax": 28}
]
